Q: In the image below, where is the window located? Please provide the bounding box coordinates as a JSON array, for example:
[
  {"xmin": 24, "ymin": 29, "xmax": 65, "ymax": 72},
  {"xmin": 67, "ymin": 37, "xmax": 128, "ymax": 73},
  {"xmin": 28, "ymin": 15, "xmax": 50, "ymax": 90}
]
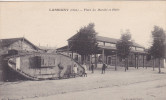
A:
[
  {"xmin": 110, "ymin": 43, "xmax": 116, "ymax": 47},
  {"xmin": 98, "ymin": 41, "xmax": 104, "ymax": 46},
  {"xmin": 136, "ymin": 47, "xmax": 144, "ymax": 51},
  {"xmin": 105, "ymin": 42, "xmax": 111, "ymax": 46},
  {"xmin": 105, "ymin": 43, "xmax": 116, "ymax": 47},
  {"xmin": 131, "ymin": 47, "xmax": 136, "ymax": 51}
]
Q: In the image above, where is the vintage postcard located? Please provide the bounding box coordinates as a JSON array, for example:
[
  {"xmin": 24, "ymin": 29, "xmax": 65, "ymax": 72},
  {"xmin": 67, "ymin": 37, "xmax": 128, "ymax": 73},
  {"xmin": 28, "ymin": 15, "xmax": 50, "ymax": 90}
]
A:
[{"xmin": 0, "ymin": 1, "xmax": 166, "ymax": 100}]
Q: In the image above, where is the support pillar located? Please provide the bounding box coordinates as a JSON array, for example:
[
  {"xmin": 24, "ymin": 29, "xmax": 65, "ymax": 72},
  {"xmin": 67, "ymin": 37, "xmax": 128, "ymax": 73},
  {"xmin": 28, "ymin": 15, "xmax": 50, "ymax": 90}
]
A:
[
  {"xmin": 106, "ymin": 55, "xmax": 107, "ymax": 64},
  {"xmin": 89, "ymin": 55, "xmax": 92, "ymax": 70},
  {"xmin": 159, "ymin": 58, "xmax": 161, "ymax": 73},
  {"xmin": 72, "ymin": 51, "xmax": 73, "ymax": 59},
  {"xmin": 67, "ymin": 45, "xmax": 70, "ymax": 56},
  {"xmin": 143, "ymin": 55, "xmax": 145, "ymax": 68},
  {"xmin": 95, "ymin": 54, "xmax": 97, "ymax": 68},
  {"xmin": 137, "ymin": 55, "xmax": 139, "ymax": 69},
  {"xmin": 164, "ymin": 59, "xmax": 166, "ymax": 68},
  {"xmin": 135, "ymin": 54, "xmax": 137, "ymax": 68},
  {"xmin": 115, "ymin": 54, "xmax": 117, "ymax": 70},
  {"xmin": 85, "ymin": 55, "xmax": 88, "ymax": 64},
  {"xmin": 127, "ymin": 57, "xmax": 129, "ymax": 70},
  {"xmin": 102, "ymin": 49, "xmax": 105, "ymax": 63},
  {"xmin": 107, "ymin": 56, "xmax": 109, "ymax": 65}
]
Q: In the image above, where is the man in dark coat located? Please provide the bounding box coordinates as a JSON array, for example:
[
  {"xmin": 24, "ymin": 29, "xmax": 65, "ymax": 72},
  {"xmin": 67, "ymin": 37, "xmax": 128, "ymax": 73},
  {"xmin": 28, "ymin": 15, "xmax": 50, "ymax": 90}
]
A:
[
  {"xmin": 102, "ymin": 63, "xmax": 107, "ymax": 74},
  {"xmin": 91, "ymin": 63, "xmax": 94, "ymax": 73}
]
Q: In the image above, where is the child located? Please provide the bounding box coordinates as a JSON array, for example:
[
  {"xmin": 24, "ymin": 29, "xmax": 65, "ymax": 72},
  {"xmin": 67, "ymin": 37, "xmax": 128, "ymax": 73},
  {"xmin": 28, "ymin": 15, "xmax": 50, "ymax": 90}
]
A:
[
  {"xmin": 82, "ymin": 63, "xmax": 87, "ymax": 77},
  {"xmin": 73, "ymin": 64, "xmax": 78, "ymax": 78}
]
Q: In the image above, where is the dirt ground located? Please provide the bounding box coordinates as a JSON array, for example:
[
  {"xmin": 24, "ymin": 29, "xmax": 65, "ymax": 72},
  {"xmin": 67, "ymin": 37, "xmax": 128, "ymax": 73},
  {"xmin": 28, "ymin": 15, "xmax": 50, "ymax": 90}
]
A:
[{"xmin": 0, "ymin": 66, "xmax": 166, "ymax": 100}]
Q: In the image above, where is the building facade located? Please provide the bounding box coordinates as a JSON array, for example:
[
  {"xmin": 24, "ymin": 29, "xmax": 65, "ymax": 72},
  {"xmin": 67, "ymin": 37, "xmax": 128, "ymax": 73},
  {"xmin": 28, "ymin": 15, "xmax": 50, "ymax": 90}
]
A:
[
  {"xmin": 57, "ymin": 35, "xmax": 165, "ymax": 68},
  {"xmin": 0, "ymin": 37, "xmax": 40, "ymax": 55}
]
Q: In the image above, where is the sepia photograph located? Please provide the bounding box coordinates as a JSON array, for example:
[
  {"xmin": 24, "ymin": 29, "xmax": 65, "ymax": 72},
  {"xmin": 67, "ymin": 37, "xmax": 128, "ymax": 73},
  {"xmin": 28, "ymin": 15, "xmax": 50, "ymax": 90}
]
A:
[{"xmin": 0, "ymin": 1, "xmax": 166, "ymax": 100}]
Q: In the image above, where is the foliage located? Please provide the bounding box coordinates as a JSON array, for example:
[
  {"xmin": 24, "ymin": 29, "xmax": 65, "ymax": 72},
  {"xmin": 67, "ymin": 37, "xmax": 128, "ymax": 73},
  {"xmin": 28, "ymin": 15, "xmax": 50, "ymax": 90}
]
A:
[
  {"xmin": 116, "ymin": 30, "xmax": 133, "ymax": 60},
  {"xmin": 69, "ymin": 23, "xmax": 98, "ymax": 56},
  {"xmin": 150, "ymin": 26, "xmax": 166, "ymax": 59}
]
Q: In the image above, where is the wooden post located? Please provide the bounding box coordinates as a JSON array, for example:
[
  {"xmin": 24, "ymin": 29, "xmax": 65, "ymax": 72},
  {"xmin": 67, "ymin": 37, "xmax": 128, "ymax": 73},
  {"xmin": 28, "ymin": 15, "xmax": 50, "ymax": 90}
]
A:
[
  {"xmin": 85, "ymin": 55, "xmax": 87, "ymax": 64},
  {"xmin": 72, "ymin": 51, "xmax": 73, "ymax": 59},
  {"xmin": 95, "ymin": 54, "xmax": 97, "ymax": 68},
  {"xmin": 153, "ymin": 59, "xmax": 155, "ymax": 71},
  {"xmin": 106, "ymin": 55, "xmax": 107, "ymax": 64},
  {"xmin": 107, "ymin": 56, "xmax": 108, "ymax": 65},
  {"xmin": 67, "ymin": 45, "xmax": 69, "ymax": 56},
  {"xmin": 102, "ymin": 49, "xmax": 105, "ymax": 63},
  {"xmin": 135, "ymin": 54, "xmax": 137, "ymax": 68},
  {"xmin": 164, "ymin": 59, "xmax": 166, "ymax": 68},
  {"xmin": 125, "ymin": 58, "xmax": 127, "ymax": 71},
  {"xmin": 159, "ymin": 58, "xmax": 161, "ymax": 73},
  {"xmin": 145, "ymin": 56, "xmax": 147, "ymax": 69},
  {"xmin": 127, "ymin": 57, "xmax": 129, "ymax": 70},
  {"xmin": 143, "ymin": 55, "xmax": 145, "ymax": 68},
  {"xmin": 89, "ymin": 55, "xmax": 92, "ymax": 70},
  {"xmin": 137, "ymin": 55, "xmax": 139, "ymax": 69},
  {"xmin": 115, "ymin": 53, "xmax": 117, "ymax": 70}
]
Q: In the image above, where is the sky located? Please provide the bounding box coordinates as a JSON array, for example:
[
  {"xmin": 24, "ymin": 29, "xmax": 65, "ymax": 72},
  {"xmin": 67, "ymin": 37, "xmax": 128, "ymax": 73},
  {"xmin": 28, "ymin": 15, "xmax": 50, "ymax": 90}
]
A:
[{"xmin": 0, "ymin": 1, "xmax": 166, "ymax": 48}]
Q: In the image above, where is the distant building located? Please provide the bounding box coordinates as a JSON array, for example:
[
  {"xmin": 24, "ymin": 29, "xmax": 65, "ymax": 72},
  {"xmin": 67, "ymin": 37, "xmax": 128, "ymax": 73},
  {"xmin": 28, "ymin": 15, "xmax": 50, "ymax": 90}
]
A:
[{"xmin": 0, "ymin": 37, "xmax": 40, "ymax": 55}]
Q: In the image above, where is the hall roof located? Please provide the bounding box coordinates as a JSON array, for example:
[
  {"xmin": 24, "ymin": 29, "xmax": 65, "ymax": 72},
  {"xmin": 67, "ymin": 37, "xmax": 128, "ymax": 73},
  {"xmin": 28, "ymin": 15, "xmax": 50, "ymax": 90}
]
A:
[{"xmin": 68, "ymin": 34, "xmax": 144, "ymax": 48}]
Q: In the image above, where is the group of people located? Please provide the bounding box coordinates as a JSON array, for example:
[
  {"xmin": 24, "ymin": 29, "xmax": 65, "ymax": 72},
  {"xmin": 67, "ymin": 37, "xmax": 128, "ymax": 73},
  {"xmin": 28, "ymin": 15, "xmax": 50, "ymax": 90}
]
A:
[
  {"xmin": 73, "ymin": 63, "xmax": 87, "ymax": 77},
  {"xmin": 58, "ymin": 62, "xmax": 107, "ymax": 79},
  {"xmin": 82, "ymin": 62, "xmax": 108, "ymax": 76}
]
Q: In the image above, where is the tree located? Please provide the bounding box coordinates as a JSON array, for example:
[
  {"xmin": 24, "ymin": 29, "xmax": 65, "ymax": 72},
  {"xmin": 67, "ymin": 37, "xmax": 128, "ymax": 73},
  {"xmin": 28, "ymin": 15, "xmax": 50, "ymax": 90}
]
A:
[
  {"xmin": 116, "ymin": 30, "xmax": 133, "ymax": 71},
  {"xmin": 69, "ymin": 23, "xmax": 98, "ymax": 64},
  {"xmin": 150, "ymin": 26, "xmax": 166, "ymax": 73}
]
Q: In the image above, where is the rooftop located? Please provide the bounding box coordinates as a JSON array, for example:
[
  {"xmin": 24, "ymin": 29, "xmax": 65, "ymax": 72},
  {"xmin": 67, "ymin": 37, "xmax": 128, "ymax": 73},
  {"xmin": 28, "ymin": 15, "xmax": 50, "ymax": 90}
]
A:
[
  {"xmin": 96, "ymin": 36, "xmax": 144, "ymax": 48},
  {"xmin": 68, "ymin": 34, "xmax": 144, "ymax": 48},
  {"xmin": 0, "ymin": 37, "xmax": 39, "ymax": 50}
]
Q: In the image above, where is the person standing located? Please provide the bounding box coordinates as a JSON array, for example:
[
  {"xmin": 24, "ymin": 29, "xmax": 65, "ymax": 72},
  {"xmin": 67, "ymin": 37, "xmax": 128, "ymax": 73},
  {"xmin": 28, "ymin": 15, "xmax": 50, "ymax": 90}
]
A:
[
  {"xmin": 82, "ymin": 63, "xmax": 87, "ymax": 77},
  {"xmin": 73, "ymin": 64, "xmax": 78, "ymax": 78},
  {"xmin": 58, "ymin": 63, "xmax": 64, "ymax": 79},
  {"xmin": 102, "ymin": 63, "xmax": 107, "ymax": 74},
  {"xmin": 91, "ymin": 63, "xmax": 94, "ymax": 73}
]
